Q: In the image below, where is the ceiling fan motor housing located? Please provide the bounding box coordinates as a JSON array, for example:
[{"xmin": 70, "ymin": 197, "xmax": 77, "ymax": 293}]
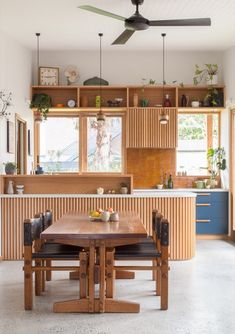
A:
[
  {"xmin": 125, "ymin": 14, "xmax": 149, "ymax": 31},
  {"xmin": 131, "ymin": 0, "xmax": 144, "ymax": 5}
]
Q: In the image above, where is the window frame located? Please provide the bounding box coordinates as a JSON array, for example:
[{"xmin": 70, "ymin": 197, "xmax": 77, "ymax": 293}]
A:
[
  {"xmin": 177, "ymin": 110, "xmax": 221, "ymax": 176},
  {"xmin": 34, "ymin": 111, "xmax": 126, "ymax": 174}
]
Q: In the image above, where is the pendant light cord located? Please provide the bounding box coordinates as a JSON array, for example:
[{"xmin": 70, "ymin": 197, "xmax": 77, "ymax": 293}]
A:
[
  {"xmin": 36, "ymin": 33, "xmax": 40, "ymax": 85},
  {"xmin": 162, "ymin": 33, "xmax": 166, "ymax": 110},
  {"xmin": 99, "ymin": 33, "xmax": 103, "ymax": 112}
]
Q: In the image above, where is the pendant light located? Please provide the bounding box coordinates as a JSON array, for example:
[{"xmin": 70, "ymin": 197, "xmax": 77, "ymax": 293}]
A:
[
  {"xmin": 159, "ymin": 33, "xmax": 169, "ymax": 125},
  {"xmin": 97, "ymin": 33, "xmax": 105, "ymax": 123}
]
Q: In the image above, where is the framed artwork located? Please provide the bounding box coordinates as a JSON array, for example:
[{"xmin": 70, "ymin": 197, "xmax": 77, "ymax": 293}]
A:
[
  {"xmin": 39, "ymin": 66, "xmax": 59, "ymax": 86},
  {"xmin": 6, "ymin": 120, "xmax": 14, "ymax": 153},
  {"xmin": 28, "ymin": 129, "xmax": 32, "ymax": 156}
]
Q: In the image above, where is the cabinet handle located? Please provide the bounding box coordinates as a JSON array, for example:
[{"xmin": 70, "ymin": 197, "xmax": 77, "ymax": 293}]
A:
[
  {"xmin": 197, "ymin": 193, "xmax": 211, "ymax": 196},
  {"xmin": 196, "ymin": 219, "xmax": 211, "ymax": 223},
  {"xmin": 196, "ymin": 203, "xmax": 211, "ymax": 207}
]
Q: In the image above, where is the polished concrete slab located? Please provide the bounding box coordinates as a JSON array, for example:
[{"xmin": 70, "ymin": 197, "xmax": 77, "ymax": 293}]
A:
[{"xmin": 0, "ymin": 240, "xmax": 235, "ymax": 334}]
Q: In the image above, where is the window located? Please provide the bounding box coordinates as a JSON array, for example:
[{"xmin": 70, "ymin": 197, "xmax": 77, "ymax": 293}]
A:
[
  {"xmin": 87, "ymin": 117, "xmax": 122, "ymax": 172},
  {"xmin": 40, "ymin": 117, "xmax": 79, "ymax": 172},
  {"xmin": 38, "ymin": 115, "xmax": 123, "ymax": 173},
  {"xmin": 177, "ymin": 113, "xmax": 219, "ymax": 175}
]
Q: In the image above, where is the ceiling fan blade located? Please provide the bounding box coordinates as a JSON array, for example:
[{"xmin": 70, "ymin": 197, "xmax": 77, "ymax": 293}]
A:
[
  {"xmin": 79, "ymin": 5, "xmax": 126, "ymax": 21},
  {"xmin": 112, "ymin": 30, "xmax": 135, "ymax": 45},
  {"xmin": 149, "ymin": 18, "xmax": 211, "ymax": 26}
]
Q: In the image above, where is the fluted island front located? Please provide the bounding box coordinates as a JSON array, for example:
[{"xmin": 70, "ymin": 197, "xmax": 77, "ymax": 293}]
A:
[{"xmin": 0, "ymin": 192, "xmax": 196, "ymax": 261}]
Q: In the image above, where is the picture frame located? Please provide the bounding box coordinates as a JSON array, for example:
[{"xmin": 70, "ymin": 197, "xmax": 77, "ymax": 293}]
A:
[
  {"xmin": 39, "ymin": 66, "xmax": 59, "ymax": 86},
  {"xmin": 6, "ymin": 120, "xmax": 14, "ymax": 154}
]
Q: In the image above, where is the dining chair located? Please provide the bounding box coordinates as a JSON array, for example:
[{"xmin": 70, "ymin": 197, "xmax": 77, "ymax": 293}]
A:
[
  {"xmin": 114, "ymin": 212, "xmax": 169, "ymax": 310},
  {"xmin": 23, "ymin": 214, "xmax": 86, "ymax": 310}
]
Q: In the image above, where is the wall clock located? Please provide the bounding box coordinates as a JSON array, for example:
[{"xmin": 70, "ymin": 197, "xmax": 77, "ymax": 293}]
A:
[{"xmin": 39, "ymin": 67, "xmax": 59, "ymax": 86}]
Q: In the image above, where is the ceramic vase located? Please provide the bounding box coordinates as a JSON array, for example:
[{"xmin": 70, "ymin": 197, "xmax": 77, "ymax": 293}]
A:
[{"xmin": 133, "ymin": 93, "xmax": 139, "ymax": 107}]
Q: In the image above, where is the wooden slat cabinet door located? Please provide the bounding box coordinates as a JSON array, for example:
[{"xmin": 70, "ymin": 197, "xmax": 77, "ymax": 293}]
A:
[{"xmin": 126, "ymin": 107, "xmax": 177, "ymax": 148}]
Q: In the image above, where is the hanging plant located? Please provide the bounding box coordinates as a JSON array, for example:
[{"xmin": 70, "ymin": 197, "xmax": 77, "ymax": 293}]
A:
[{"xmin": 30, "ymin": 93, "xmax": 52, "ymax": 120}]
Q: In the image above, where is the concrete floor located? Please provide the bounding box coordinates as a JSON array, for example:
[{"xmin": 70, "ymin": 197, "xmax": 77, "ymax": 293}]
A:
[{"xmin": 0, "ymin": 240, "xmax": 235, "ymax": 334}]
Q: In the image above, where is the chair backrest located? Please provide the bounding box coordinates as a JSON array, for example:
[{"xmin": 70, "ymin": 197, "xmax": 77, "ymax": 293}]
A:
[
  {"xmin": 152, "ymin": 211, "xmax": 163, "ymax": 239},
  {"xmin": 43, "ymin": 210, "xmax": 53, "ymax": 230},
  {"xmin": 160, "ymin": 219, "xmax": 169, "ymax": 246},
  {"xmin": 24, "ymin": 216, "xmax": 43, "ymax": 246}
]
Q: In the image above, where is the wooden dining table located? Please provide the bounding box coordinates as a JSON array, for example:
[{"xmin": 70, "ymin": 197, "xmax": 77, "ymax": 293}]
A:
[{"xmin": 41, "ymin": 211, "xmax": 147, "ymax": 313}]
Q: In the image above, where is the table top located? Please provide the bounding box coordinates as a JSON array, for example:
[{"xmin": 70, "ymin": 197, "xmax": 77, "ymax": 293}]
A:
[{"xmin": 41, "ymin": 212, "xmax": 147, "ymax": 240}]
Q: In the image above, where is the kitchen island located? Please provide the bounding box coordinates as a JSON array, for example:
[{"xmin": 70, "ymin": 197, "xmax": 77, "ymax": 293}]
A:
[{"xmin": 0, "ymin": 190, "xmax": 196, "ymax": 261}]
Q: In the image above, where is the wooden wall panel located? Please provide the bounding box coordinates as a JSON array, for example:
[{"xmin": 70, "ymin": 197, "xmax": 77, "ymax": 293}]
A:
[
  {"xmin": 126, "ymin": 108, "xmax": 177, "ymax": 148},
  {"xmin": 1, "ymin": 196, "xmax": 195, "ymax": 261}
]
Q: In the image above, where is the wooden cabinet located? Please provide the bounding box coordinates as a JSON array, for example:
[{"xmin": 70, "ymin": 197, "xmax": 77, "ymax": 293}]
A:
[
  {"xmin": 195, "ymin": 191, "xmax": 228, "ymax": 235},
  {"xmin": 126, "ymin": 107, "xmax": 177, "ymax": 148}
]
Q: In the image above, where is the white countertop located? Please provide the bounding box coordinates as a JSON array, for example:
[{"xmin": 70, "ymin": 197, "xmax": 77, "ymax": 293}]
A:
[
  {"xmin": 0, "ymin": 191, "xmax": 196, "ymax": 198},
  {"xmin": 134, "ymin": 188, "xmax": 229, "ymax": 193}
]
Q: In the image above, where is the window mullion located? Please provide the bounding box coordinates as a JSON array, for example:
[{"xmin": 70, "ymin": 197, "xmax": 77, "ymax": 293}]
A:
[{"xmin": 80, "ymin": 116, "xmax": 88, "ymax": 173}]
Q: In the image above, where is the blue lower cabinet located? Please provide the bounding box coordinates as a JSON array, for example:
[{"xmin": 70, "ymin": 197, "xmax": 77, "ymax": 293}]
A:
[{"xmin": 196, "ymin": 191, "xmax": 228, "ymax": 235}]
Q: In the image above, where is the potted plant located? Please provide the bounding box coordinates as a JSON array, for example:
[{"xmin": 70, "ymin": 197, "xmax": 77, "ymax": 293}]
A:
[
  {"xmin": 203, "ymin": 86, "xmax": 219, "ymax": 107},
  {"xmin": 30, "ymin": 93, "xmax": 52, "ymax": 121},
  {"xmin": 193, "ymin": 64, "xmax": 218, "ymax": 85},
  {"xmin": 4, "ymin": 162, "xmax": 17, "ymax": 175},
  {"xmin": 207, "ymin": 147, "xmax": 226, "ymax": 188},
  {"xmin": 120, "ymin": 183, "xmax": 128, "ymax": 194}
]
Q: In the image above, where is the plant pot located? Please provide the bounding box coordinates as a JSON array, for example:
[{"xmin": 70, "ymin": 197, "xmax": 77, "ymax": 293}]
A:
[
  {"xmin": 191, "ymin": 101, "xmax": 200, "ymax": 108},
  {"xmin": 120, "ymin": 187, "xmax": 128, "ymax": 194},
  {"xmin": 208, "ymin": 178, "xmax": 218, "ymax": 189},
  {"xmin": 5, "ymin": 165, "xmax": 16, "ymax": 175}
]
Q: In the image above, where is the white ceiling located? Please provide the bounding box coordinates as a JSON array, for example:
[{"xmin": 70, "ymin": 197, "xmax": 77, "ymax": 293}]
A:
[{"xmin": 1, "ymin": 0, "xmax": 235, "ymax": 51}]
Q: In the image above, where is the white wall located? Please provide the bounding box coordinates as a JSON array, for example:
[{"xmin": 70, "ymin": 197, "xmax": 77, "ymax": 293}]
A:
[
  {"xmin": 220, "ymin": 46, "xmax": 235, "ymax": 189},
  {"xmin": 0, "ymin": 30, "xmax": 33, "ymax": 173},
  {"xmin": 33, "ymin": 50, "xmax": 224, "ymax": 86}
]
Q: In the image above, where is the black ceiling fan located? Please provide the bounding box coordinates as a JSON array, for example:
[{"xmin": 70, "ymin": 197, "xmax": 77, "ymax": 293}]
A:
[{"xmin": 79, "ymin": 0, "xmax": 211, "ymax": 45}]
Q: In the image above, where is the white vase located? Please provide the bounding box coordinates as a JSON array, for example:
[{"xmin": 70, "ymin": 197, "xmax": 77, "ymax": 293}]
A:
[
  {"xmin": 7, "ymin": 181, "xmax": 14, "ymax": 194},
  {"xmin": 207, "ymin": 74, "xmax": 218, "ymax": 85}
]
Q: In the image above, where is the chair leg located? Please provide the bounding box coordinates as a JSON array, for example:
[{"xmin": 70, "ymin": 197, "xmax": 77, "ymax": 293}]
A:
[
  {"xmin": 156, "ymin": 259, "xmax": 161, "ymax": 296},
  {"xmin": 46, "ymin": 260, "xmax": 52, "ymax": 281},
  {"xmin": 35, "ymin": 259, "xmax": 42, "ymax": 296},
  {"xmin": 24, "ymin": 248, "xmax": 33, "ymax": 310},
  {"xmin": 41, "ymin": 263, "xmax": 45, "ymax": 292},
  {"xmin": 160, "ymin": 247, "xmax": 168, "ymax": 310},
  {"xmin": 152, "ymin": 259, "xmax": 157, "ymax": 280}
]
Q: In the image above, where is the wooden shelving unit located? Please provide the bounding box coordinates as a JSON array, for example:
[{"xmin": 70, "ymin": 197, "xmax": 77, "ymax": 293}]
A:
[
  {"xmin": 31, "ymin": 85, "xmax": 225, "ymax": 150},
  {"xmin": 178, "ymin": 85, "xmax": 225, "ymax": 109}
]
